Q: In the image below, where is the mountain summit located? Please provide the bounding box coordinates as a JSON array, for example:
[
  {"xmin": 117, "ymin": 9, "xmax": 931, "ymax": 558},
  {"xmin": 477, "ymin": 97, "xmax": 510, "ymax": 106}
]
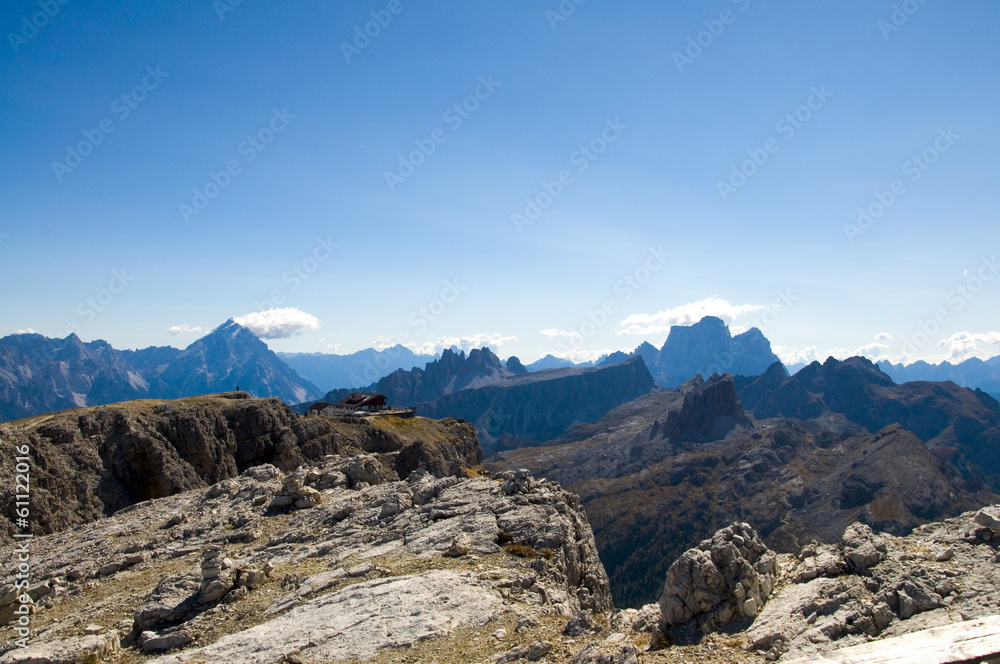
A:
[
  {"xmin": 0, "ymin": 320, "xmax": 320, "ymax": 421},
  {"xmin": 600, "ymin": 316, "xmax": 780, "ymax": 387}
]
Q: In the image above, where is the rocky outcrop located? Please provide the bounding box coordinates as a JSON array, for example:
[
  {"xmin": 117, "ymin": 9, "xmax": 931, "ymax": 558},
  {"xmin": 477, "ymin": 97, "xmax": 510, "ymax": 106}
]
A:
[
  {"xmin": 658, "ymin": 523, "xmax": 778, "ymax": 641},
  {"xmin": 747, "ymin": 507, "xmax": 1000, "ymax": 661},
  {"xmin": 0, "ymin": 394, "xmax": 481, "ymax": 542},
  {"xmin": 0, "ymin": 453, "xmax": 612, "ymax": 662}
]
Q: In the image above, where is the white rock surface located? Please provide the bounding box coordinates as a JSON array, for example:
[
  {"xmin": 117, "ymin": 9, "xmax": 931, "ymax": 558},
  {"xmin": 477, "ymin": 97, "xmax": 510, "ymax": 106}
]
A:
[{"xmin": 149, "ymin": 570, "xmax": 505, "ymax": 664}]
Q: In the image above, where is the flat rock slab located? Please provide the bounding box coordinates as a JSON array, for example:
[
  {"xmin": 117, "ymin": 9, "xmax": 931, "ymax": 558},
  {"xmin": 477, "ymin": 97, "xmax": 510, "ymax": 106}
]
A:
[
  {"xmin": 149, "ymin": 569, "xmax": 507, "ymax": 664},
  {"xmin": 784, "ymin": 614, "xmax": 1000, "ymax": 664}
]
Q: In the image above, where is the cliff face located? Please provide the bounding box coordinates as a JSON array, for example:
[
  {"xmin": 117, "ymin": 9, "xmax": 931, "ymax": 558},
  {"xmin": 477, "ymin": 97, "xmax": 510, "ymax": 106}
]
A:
[
  {"xmin": 0, "ymin": 393, "xmax": 481, "ymax": 541},
  {"xmin": 419, "ymin": 356, "xmax": 657, "ymax": 455}
]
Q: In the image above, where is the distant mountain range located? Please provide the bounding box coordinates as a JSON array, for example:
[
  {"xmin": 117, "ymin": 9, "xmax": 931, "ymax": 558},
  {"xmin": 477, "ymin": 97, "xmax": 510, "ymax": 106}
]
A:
[
  {"xmin": 878, "ymin": 356, "xmax": 1000, "ymax": 400},
  {"xmin": 278, "ymin": 346, "xmax": 437, "ymax": 391},
  {"xmin": 0, "ymin": 320, "xmax": 320, "ymax": 421}
]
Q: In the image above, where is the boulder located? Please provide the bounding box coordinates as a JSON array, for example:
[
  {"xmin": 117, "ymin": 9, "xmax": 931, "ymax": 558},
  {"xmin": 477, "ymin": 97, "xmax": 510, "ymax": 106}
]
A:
[{"xmin": 658, "ymin": 523, "xmax": 777, "ymax": 639}]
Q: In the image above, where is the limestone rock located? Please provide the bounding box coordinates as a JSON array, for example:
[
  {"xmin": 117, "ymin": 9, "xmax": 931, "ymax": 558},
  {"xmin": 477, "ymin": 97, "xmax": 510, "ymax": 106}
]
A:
[
  {"xmin": 0, "ymin": 632, "xmax": 119, "ymax": 663},
  {"xmin": 148, "ymin": 571, "xmax": 505, "ymax": 664},
  {"xmin": 658, "ymin": 522, "xmax": 777, "ymax": 640},
  {"xmin": 570, "ymin": 641, "xmax": 639, "ymax": 664}
]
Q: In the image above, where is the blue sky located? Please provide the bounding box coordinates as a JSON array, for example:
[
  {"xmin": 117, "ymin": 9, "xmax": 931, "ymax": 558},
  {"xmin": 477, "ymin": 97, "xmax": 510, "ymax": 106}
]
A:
[{"xmin": 2, "ymin": 0, "xmax": 998, "ymax": 366}]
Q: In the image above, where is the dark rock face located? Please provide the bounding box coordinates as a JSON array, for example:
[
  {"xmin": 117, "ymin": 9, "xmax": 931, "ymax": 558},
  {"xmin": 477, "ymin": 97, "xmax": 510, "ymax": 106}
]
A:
[
  {"xmin": 739, "ymin": 356, "xmax": 1000, "ymax": 489},
  {"xmin": 372, "ymin": 347, "xmax": 513, "ymax": 407},
  {"xmin": 0, "ymin": 394, "xmax": 481, "ymax": 541},
  {"xmin": 505, "ymin": 356, "xmax": 529, "ymax": 375},
  {"xmin": 418, "ymin": 357, "xmax": 657, "ymax": 455},
  {"xmin": 490, "ymin": 378, "xmax": 991, "ymax": 608},
  {"xmin": 0, "ymin": 321, "xmax": 321, "ymax": 422},
  {"xmin": 317, "ymin": 351, "xmax": 657, "ymax": 455}
]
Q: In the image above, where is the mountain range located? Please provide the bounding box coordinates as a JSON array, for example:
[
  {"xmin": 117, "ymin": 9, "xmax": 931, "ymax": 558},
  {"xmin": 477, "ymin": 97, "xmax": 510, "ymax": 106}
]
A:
[
  {"xmin": 277, "ymin": 345, "xmax": 438, "ymax": 392},
  {"xmin": 490, "ymin": 360, "xmax": 1000, "ymax": 607},
  {"xmin": 878, "ymin": 355, "xmax": 1000, "ymax": 400},
  {"xmin": 0, "ymin": 320, "xmax": 320, "ymax": 421}
]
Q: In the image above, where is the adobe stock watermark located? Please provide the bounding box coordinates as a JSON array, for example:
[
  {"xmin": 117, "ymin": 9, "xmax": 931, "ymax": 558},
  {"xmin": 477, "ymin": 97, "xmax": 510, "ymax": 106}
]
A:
[
  {"xmin": 384, "ymin": 75, "xmax": 502, "ymax": 191},
  {"xmin": 8, "ymin": 0, "xmax": 71, "ymax": 54},
  {"xmin": 545, "ymin": 0, "xmax": 587, "ymax": 31},
  {"xmin": 253, "ymin": 236, "xmax": 339, "ymax": 312},
  {"xmin": 9, "ymin": 442, "xmax": 33, "ymax": 648},
  {"xmin": 843, "ymin": 126, "xmax": 958, "ymax": 243},
  {"xmin": 898, "ymin": 255, "xmax": 998, "ymax": 357},
  {"xmin": 213, "ymin": 0, "xmax": 245, "ymax": 21},
  {"xmin": 553, "ymin": 246, "xmax": 669, "ymax": 358},
  {"xmin": 340, "ymin": 0, "xmax": 411, "ymax": 63},
  {"xmin": 348, "ymin": 279, "xmax": 466, "ymax": 386},
  {"xmin": 717, "ymin": 85, "xmax": 833, "ymax": 202},
  {"xmin": 511, "ymin": 117, "xmax": 628, "ymax": 233},
  {"xmin": 673, "ymin": 0, "xmax": 751, "ymax": 73},
  {"xmin": 878, "ymin": 0, "xmax": 931, "ymax": 40},
  {"xmin": 51, "ymin": 65, "xmax": 169, "ymax": 182},
  {"xmin": 64, "ymin": 269, "xmax": 135, "ymax": 335},
  {"xmin": 179, "ymin": 107, "xmax": 295, "ymax": 224}
]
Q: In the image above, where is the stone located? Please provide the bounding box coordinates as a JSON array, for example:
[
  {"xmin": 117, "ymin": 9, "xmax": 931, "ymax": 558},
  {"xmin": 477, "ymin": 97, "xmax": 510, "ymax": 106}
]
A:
[
  {"xmin": 975, "ymin": 506, "xmax": 1000, "ymax": 533},
  {"xmin": 564, "ymin": 610, "xmax": 600, "ymax": 637},
  {"xmin": 443, "ymin": 532, "xmax": 473, "ymax": 557},
  {"xmin": 82, "ymin": 623, "xmax": 103, "ymax": 635},
  {"xmin": 527, "ymin": 640, "xmax": 553, "ymax": 661},
  {"xmin": 142, "ymin": 630, "xmax": 193, "ymax": 653},
  {"xmin": 199, "ymin": 579, "xmax": 230, "ymax": 604},
  {"xmin": 659, "ymin": 523, "xmax": 777, "ymax": 638},
  {"xmin": 571, "ymin": 642, "xmax": 639, "ymax": 664},
  {"xmin": 495, "ymin": 645, "xmax": 530, "ymax": 664}
]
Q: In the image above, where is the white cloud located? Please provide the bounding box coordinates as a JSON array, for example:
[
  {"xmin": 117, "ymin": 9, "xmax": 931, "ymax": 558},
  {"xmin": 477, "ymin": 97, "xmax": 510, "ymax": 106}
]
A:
[
  {"xmin": 853, "ymin": 343, "xmax": 891, "ymax": 361},
  {"xmin": 15, "ymin": 328, "xmax": 37, "ymax": 334},
  {"xmin": 772, "ymin": 346, "xmax": 864, "ymax": 366},
  {"xmin": 165, "ymin": 323, "xmax": 207, "ymax": 336},
  {"xmin": 539, "ymin": 329, "xmax": 574, "ymax": 338},
  {"xmin": 374, "ymin": 332, "xmax": 518, "ymax": 356},
  {"xmin": 234, "ymin": 308, "xmax": 320, "ymax": 339},
  {"xmin": 875, "ymin": 332, "xmax": 892, "ymax": 341},
  {"xmin": 939, "ymin": 331, "xmax": 1000, "ymax": 362},
  {"xmin": 772, "ymin": 345, "xmax": 818, "ymax": 366},
  {"xmin": 618, "ymin": 297, "xmax": 766, "ymax": 335},
  {"xmin": 547, "ymin": 347, "xmax": 618, "ymax": 364}
]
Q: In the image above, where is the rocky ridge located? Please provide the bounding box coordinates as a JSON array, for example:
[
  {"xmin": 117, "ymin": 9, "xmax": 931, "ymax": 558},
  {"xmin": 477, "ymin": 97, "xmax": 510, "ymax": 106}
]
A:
[{"xmin": 0, "ymin": 393, "xmax": 481, "ymax": 541}]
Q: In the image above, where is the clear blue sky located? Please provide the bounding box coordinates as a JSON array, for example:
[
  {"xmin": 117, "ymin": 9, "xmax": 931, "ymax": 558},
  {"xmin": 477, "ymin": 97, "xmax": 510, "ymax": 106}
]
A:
[{"xmin": 2, "ymin": 0, "xmax": 998, "ymax": 366}]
